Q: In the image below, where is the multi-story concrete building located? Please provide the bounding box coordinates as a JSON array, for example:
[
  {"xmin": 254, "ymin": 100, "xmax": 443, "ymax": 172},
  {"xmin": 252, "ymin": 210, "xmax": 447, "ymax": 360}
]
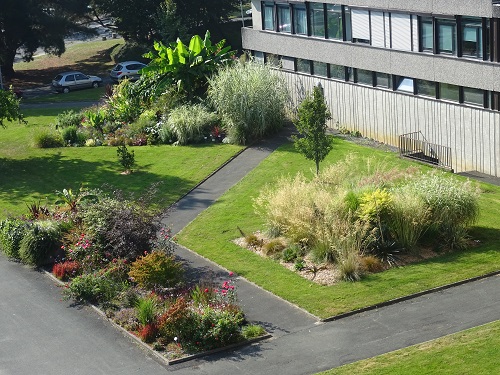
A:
[{"xmin": 242, "ymin": 0, "xmax": 500, "ymax": 177}]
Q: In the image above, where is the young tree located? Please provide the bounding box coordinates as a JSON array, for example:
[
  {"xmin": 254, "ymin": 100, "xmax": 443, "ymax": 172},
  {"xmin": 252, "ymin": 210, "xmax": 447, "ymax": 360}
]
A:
[
  {"xmin": 0, "ymin": 88, "xmax": 24, "ymax": 127},
  {"xmin": 292, "ymin": 84, "xmax": 333, "ymax": 175}
]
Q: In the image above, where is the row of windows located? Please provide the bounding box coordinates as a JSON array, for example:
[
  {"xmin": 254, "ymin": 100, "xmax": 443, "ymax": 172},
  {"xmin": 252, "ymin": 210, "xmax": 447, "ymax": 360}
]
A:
[
  {"xmin": 261, "ymin": 2, "xmax": 490, "ymax": 61},
  {"xmin": 254, "ymin": 51, "xmax": 500, "ymax": 110}
]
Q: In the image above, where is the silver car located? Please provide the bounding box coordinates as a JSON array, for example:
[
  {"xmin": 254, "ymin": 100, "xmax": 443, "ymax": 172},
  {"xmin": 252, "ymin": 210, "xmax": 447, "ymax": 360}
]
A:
[
  {"xmin": 52, "ymin": 71, "xmax": 102, "ymax": 93},
  {"xmin": 110, "ymin": 61, "xmax": 146, "ymax": 82}
]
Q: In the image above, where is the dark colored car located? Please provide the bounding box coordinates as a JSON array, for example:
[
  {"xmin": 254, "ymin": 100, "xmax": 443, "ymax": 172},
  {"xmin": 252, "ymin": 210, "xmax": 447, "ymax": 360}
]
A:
[{"xmin": 52, "ymin": 71, "xmax": 102, "ymax": 93}]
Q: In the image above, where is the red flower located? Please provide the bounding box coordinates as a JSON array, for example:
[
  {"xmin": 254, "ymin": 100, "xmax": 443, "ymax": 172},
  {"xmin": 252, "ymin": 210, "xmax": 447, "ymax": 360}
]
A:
[
  {"xmin": 204, "ymin": 288, "xmax": 209, "ymax": 293},
  {"xmin": 229, "ymin": 272, "xmax": 234, "ymax": 277}
]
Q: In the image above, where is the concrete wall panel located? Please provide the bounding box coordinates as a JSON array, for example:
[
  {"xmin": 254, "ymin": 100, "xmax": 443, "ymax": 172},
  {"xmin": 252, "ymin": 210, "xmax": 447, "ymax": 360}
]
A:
[{"xmin": 281, "ymin": 70, "xmax": 500, "ymax": 176}]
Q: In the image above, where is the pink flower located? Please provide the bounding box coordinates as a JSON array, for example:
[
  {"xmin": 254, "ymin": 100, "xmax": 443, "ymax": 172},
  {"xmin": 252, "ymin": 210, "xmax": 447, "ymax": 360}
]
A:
[
  {"xmin": 204, "ymin": 288, "xmax": 209, "ymax": 293},
  {"xmin": 228, "ymin": 272, "xmax": 234, "ymax": 277}
]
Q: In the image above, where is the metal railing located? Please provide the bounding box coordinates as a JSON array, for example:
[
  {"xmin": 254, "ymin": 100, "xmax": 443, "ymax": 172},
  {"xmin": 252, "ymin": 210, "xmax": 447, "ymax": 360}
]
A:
[{"xmin": 399, "ymin": 131, "xmax": 452, "ymax": 170}]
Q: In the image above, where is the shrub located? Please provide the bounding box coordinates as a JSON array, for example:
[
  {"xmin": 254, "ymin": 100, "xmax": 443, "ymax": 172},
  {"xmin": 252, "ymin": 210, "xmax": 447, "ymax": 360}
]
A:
[
  {"xmin": 180, "ymin": 306, "xmax": 244, "ymax": 352},
  {"xmin": 165, "ymin": 104, "xmax": 218, "ymax": 145},
  {"xmin": 0, "ymin": 218, "xmax": 27, "ymax": 259},
  {"xmin": 19, "ymin": 220, "xmax": 61, "ymax": 266},
  {"xmin": 55, "ymin": 110, "xmax": 83, "ymax": 129},
  {"xmin": 245, "ymin": 233, "xmax": 261, "ymax": 248},
  {"xmin": 64, "ymin": 273, "xmax": 124, "ymax": 304},
  {"xmin": 208, "ymin": 61, "xmax": 289, "ymax": 145},
  {"xmin": 83, "ymin": 107, "xmax": 107, "ymax": 132},
  {"xmin": 105, "ymin": 79, "xmax": 143, "ymax": 123},
  {"xmin": 33, "ymin": 130, "xmax": 64, "ymax": 148},
  {"xmin": 52, "ymin": 260, "xmax": 80, "ymax": 280},
  {"xmin": 359, "ymin": 255, "xmax": 384, "ymax": 273},
  {"xmin": 138, "ymin": 323, "xmax": 158, "ymax": 343},
  {"xmin": 282, "ymin": 244, "xmax": 302, "ymax": 262},
  {"xmin": 116, "ymin": 144, "xmax": 135, "ymax": 172},
  {"xmin": 262, "ymin": 239, "xmax": 285, "ymax": 257},
  {"xmin": 61, "ymin": 126, "xmax": 79, "ymax": 146},
  {"xmin": 128, "ymin": 251, "xmax": 184, "ymax": 289},
  {"xmin": 78, "ymin": 187, "xmax": 163, "ymax": 260},
  {"xmin": 157, "ymin": 296, "xmax": 191, "ymax": 341},
  {"xmin": 241, "ymin": 325, "xmax": 266, "ymax": 339}
]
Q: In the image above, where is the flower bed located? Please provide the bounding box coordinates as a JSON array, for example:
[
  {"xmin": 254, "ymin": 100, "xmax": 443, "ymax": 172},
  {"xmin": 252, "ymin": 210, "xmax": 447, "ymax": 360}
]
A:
[{"xmin": 0, "ymin": 186, "xmax": 265, "ymax": 360}]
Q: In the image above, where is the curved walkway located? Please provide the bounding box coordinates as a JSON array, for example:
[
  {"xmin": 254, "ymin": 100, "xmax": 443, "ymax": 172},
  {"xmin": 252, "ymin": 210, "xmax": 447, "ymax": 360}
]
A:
[{"xmin": 1, "ymin": 128, "xmax": 499, "ymax": 375}]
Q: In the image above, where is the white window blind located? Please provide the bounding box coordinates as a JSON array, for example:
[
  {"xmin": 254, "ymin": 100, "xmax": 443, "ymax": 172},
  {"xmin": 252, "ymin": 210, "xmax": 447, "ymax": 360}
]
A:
[
  {"xmin": 391, "ymin": 13, "xmax": 412, "ymax": 51},
  {"xmin": 371, "ymin": 11, "xmax": 385, "ymax": 47},
  {"xmin": 351, "ymin": 9, "xmax": 370, "ymax": 41},
  {"xmin": 281, "ymin": 56, "xmax": 295, "ymax": 70},
  {"xmin": 412, "ymin": 15, "xmax": 419, "ymax": 51}
]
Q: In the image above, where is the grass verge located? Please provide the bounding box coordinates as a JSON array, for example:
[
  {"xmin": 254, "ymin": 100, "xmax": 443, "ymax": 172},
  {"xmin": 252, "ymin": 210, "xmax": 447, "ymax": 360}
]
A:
[
  {"xmin": 320, "ymin": 320, "xmax": 500, "ymax": 375},
  {"xmin": 177, "ymin": 139, "xmax": 500, "ymax": 318},
  {"xmin": 0, "ymin": 108, "xmax": 244, "ymax": 218},
  {"xmin": 22, "ymin": 87, "xmax": 106, "ymax": 104}
]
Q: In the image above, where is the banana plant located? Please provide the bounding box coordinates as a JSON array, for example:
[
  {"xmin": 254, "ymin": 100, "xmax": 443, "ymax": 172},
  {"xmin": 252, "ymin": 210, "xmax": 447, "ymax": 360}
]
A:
[{"xmin": 141, "ymin": 30, "xmax": 235, "ymax": 98}]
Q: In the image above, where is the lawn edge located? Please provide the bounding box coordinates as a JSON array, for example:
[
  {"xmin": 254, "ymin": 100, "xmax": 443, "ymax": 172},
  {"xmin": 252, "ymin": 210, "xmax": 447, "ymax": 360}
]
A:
[{"xmin": 320, "ymin": 270, "xmax": 500, "ymax": 322}]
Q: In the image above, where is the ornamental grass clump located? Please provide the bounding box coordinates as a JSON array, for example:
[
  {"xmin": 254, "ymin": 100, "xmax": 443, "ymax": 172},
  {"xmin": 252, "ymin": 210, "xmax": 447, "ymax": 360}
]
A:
[
  {"xmin": 207, "ymin": 61, "xmax": 290, "ymax": 145},
  {"xmin": 19, "ymin": 220, "xmax": 62, "ymax": 266},
  {"xmin": 164, "ymin": 104, "xmax": 218, "ymax": 145},
  {"xmin": 0, "ymin": 218, "xmax": 27, "ymax": 259},
  {"xmin": 407, "ymin": 172, "xmax": 480, "ymax": 249}
]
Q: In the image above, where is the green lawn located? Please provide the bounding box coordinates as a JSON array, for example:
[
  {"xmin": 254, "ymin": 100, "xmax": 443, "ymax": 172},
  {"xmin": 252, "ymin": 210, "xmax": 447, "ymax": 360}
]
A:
[
  {"xmin": 320, "ymin": 320, "xmax": 500, "ymax": 375},
  {"xmin": 22, "ymin": 87, "xmax": 106, "ymax": 104},
  {"xmin": 0, "ymin": 108, "xmax": 244, "ymax": 218},
  {"xmin": 177, "ymin": 140, "xmax": 500, "ymax": 318}
]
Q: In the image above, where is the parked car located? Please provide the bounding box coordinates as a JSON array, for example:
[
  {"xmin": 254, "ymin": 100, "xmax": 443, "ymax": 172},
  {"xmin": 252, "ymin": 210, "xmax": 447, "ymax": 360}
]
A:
[
  {"xmin": 52, "ymin": 71, "xmax": 102, "ymax": 93},
  {"xmin": 109, "ymin": 61, "xmax": 146, "ymax": 82}
]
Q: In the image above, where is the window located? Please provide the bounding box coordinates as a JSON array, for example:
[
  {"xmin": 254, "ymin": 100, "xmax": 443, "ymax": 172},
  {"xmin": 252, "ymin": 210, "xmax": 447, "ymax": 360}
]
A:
[
  {"xmin": 263, "ymin": 2, "xmax": 275, "ymax": 31},
  {"xmin": 254, "ymin": 51, "xmax": 265, "ymax": 64},
  {"xmin": 75, "ymin": 74, "xmax": 87, "ymax": 81},
  {"xmin": 281, "ymin": 56, "xmax": 295, "ymax": 70},
  {"xmin": 416, "ymin": 79, "xmax": 436, "ymax": 97},
  {"xmin": 396, "ymin": 77, "xmax": 415, "ymax": 93},
  {"xmin": 462, "ymin": 17, "xmax": 483, "ymax": 58},
  {"xmin": 296, "ymin": 58, "xmax": 311, "ymax": 74},
  {"xmin": 293, "ymin": 4, "xmax": 307, "ymax": 35},
  {"xmin": 330, "ymin": 64, "xmax": 345, "ymax": 80},
  {"xmin": 65, "ymin": 75, "xmax": 75, "ymax": 82},
  {"xmin": 313, "ymin": 61, "xmax": 328, "ymax": 77},
  {"xmin": 463, "ymin": 87, "xmax": 484, "ymax": 106},
  {"xmin": 420, "ymin": 17, "xmax": 434, "ymax": 52},
  {"xmin": 375, "ymin": 72, "xmax": 391, "ymax": 88},
  {"xmin": 391, "ymin": 13, "xmax": 412, "ymax": 51},
  {"xmin": 355, "ymin": 69, "xmax": 373, "ymax": 86},
  {"xmin": 439, "ymin": 83, "xmax": 460, "ymax": 102},
  {"xmin": 437, "ymin": 18, "xmax": 457, "ymax": 54},
  {"xmin": 309, "ymin": 3, "xmax": 325, "ymax": 38},
  {"xmin": 265, "ymin": 53, "xmax": 281, "ymax": 67},
  {"xmin": 277, "ymin": 4, "xmax": 291, "ymax": 33},
  {"xmin": 351, "ymin": 9, "xmax": 370, "ymax": 44},
  {"xmin": 344, "ymin": 6, "xmax": 352, "ymax": 41},
  {"xmin": 326, "ymin": 5, "xmax": 343, "ymax": 40}
]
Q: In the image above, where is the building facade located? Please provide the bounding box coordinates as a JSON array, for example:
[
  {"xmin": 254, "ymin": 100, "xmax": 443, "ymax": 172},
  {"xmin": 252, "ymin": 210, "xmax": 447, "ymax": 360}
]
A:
[{"xmin": 242, "ymin": 0, "xmax": 500, "ymax": 176}]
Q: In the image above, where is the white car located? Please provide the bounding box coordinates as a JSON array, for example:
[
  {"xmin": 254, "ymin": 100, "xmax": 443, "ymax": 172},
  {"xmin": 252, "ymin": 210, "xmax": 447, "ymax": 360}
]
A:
[
  {"xmin": 110, "ymin": 61, "xmax": 146, "ymax": 82},
  {"xmin": 52, "ymin": 71, "xmax": 102, "ymax": 93}
]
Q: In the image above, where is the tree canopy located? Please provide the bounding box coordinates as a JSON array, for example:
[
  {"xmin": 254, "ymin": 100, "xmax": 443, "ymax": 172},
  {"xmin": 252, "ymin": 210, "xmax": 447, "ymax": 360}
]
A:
[
  {"xmin": 0, "ymin": 88, "xmax": 24, "ymax": 127},
  {"xmin": 0, "ymin": 0, "xmax": 95, "ymax": 76}
]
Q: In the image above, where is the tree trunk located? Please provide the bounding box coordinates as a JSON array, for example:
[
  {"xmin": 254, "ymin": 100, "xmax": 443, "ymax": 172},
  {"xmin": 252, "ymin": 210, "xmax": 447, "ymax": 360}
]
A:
[{"xmin": 1, "ymin": 49, "xmax": 17, "ymax": 78}]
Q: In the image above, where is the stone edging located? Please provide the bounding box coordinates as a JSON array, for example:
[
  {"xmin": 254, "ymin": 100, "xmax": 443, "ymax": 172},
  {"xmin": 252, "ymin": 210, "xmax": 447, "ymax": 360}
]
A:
[
  {"xmin": 320, "ymin": 270, "xmax": 500, "ymax": 323},
  {"xmin": 42, "ymin": 269, "xmax": 272, "ymax": 366}
]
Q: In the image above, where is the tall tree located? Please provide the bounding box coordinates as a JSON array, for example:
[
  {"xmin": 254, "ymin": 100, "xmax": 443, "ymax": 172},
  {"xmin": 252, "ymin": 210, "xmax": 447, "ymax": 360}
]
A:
[
  {"xmin": 0, "ymin": 0, "xmax": 94, "ymax": 76},
  {"xmin": 0, "ymin": 88, "xmax": 24, "ymax": 127},
  {"xmin": 292, "ymin": 84, "xmax": 333, "ymax": 175},
  {"xmin": 89, "ymin": 0, "xmax": 163, "ymax": 43},
  {"xmin": 155, "ymin": 0, "xmax": 240, "ymax": 42}
]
